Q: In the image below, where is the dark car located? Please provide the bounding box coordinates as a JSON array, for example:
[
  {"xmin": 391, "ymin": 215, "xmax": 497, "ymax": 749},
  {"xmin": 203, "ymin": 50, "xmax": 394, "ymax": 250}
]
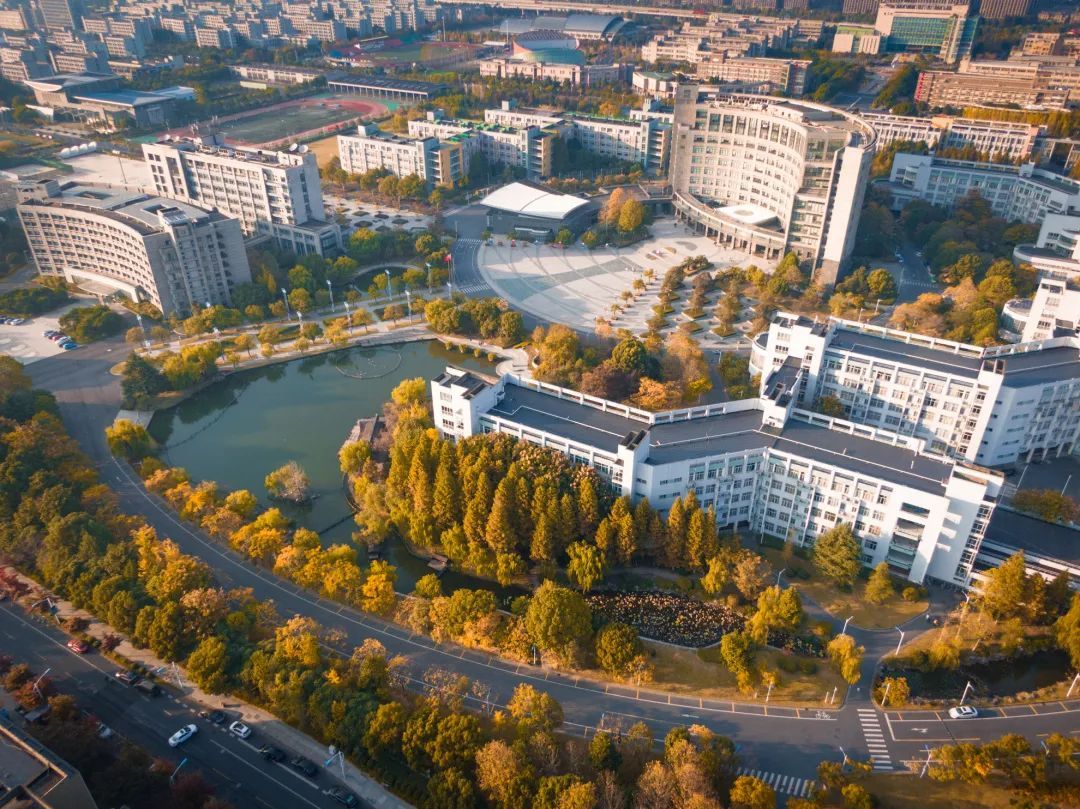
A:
[
  {"xmin": 134, "ymin": 679, "xmax": 162, "ymax": 697},
  {"xmin": 113, "ymin": 671, "xmax": 139, "ymax": 686},
  {"xmin": 289, "ymin": 756, "xmax": 318, "ymax": 778},
  {"xmin": 328, "ymin": 787, "xmax": 359, "ymax": 807},
  {"xmin": 205, "ymin": 710, "xmax": 227, "ymax": 725},
  {"xmin": 258, "ymin": 745, "xmax": 287, "ymax": 762}
]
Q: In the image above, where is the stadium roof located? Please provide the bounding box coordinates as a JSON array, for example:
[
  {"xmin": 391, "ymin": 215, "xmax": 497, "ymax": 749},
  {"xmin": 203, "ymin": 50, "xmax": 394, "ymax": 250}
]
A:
[{"xmin": 480, "ymin": 182, "xmax": 589, "ymax": 220}]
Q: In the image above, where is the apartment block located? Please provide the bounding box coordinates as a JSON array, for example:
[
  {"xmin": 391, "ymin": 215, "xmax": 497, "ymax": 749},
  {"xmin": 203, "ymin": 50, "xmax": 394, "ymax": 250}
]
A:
[
  {"xmin": 694, "ymin": 54, "xmax": 811, "ymax": 96},
  {"xmin": 915, "ymin": 58, "xmax": 1080, "ymax": 109},
  {"xmin": 641, "ymin": 14, "xmax": 799, "ymax": 64},
  {"xmin": 888, "ymin": 154, "xmax": 1080, "ymax": 224},
  {"xmin": 864, "ymin": 112, "xmax": 1042, "ymax": 161},
  {"xmin": 408, "ymin": 113, "xmax": 551, "ymax": 179},
  {"xmin": 337, "ymin": 123, "xmax": 463, "ymax": 186},
  {"xmin": 976, "ymin": 0, "xmax": 1033, "ymax": 18},
  {"xmin": 17, "ymin": 179, "xmax": 251, "ymax": 316},
  {"xmin": 478, "ymin": 58, "xmax": 622, "ymax": 86},
  {"xmin": 431, "ymin": 365, "xmax": 1004, "ymax": 588},
  {"xmin": 142, "ymin": 135, "xmax": 342, "ymax": 256},
  {"xmin": 1001, "ymin": 278, "xmax": 1080, "ymax": 342},
  {"xmin": 669, "ymin": 87, "xmax": 875, "ymax": 285},
  {"xmin": 750, "ymin": 313, "xmax": 1080, "ymax": 469},
  {"xmin": 1013, "ymin": 213, "xmax": 1080, "ymax": 283}
]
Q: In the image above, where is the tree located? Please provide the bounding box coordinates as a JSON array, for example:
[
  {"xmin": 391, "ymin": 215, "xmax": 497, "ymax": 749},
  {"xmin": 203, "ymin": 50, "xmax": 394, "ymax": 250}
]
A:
[
  {"xmin": 594, "ymin": 622, "xmax": 643, "ymax": 678},
  {"xmin": 747, "ymin": 585, "xmax": 802, "ymax": 643},
  {"xmin": 524, "ymin": 581, "xmax": 592, "ymax": 662},
  {"xmin": 105, "ymin": 419, "xmax": 154, "ymax": 460},
  {"xmin": 719, "ymin": 630, "xmax": 754, "ymax": 690},
  {"xmin": 364, "ymin": 701, "xmax": 406, "ymax": 757},
  {"xmin": 566, "ymin": 541, "xmax": 605, "ymax": 592},
  {"xmin": 1055, "ymin": 593, "xmax": 1080, "ymax": 669},
  {"xmin": 426, "ymin": 768, "xmax": 474, "ymax": 809},
  {"xmin": 476, "ymin": 740, "xmax": 533, "ymax": 808},
  {"xmin": 814, "ymin": 395, "xmax": 845, "ymax": 417},
  {"xmin": 864, "ymin": 562, "xmax": 894, "ymax": 605},
  {"xmin": 338, "ymin": 440, "xmax": 371, "ymax": 476},
  {"xmin": 186, "ymin": 635, "xmax": 231, "ymax": 693},
  {"xmin": 979, "ymin": 551, "xmax": 1028, "ymax": 619},
  {"xmin": 617, "ymin": 198, "xmax": 646, "ymax": 234},
  {"xmin": 601, "ymin": 188, "xmax": 628, "ymax": 225},
  {"xmin": 1011, "ymin": 489, "xmax": 1079, "ymax": 524},
  {"xmin": 874, "ymin": 676, "xmax": 910, "ymax": 707},
  {"xmin": 827, "ymin": 634, "xmax": 864, "ymax": 685},
  {"xmin": 360, "ymin": 560, "xmax": 397, "ymax": 615},
  {"xmin": 813, "ymin": 524, "xmax": 861, "ymax": 589},
  {"xmin": 733, "ymin": 552, "xmax": 769, "ymax": 602},
  {"xmin": 507, "ymin": 682, "xmax": 564, "ymax": 732},
  {"xmin": 121, "ymin": 353, "xmax": 168, "ymax": 407},
  {"xmin": 264, "ymin": 461, "xmax": 310, "ymax": 503},
  {"xmin": 701, "ymin": 555, "xmax": 730, "ymax": 596},
  {"xmin": 729, "ymin": 775, "xmax": 776, "ymax": 809}
]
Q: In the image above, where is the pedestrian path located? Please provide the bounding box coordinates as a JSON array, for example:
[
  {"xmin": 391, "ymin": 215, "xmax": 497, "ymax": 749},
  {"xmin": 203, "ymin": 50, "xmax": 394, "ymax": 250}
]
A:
[
  {"xmin": 857, "ymin": 707, "xmax": 894, "ymax": 770},
  {"xmin": 737, "ymin": 768, "xmax": 816, "ymax": 798}
]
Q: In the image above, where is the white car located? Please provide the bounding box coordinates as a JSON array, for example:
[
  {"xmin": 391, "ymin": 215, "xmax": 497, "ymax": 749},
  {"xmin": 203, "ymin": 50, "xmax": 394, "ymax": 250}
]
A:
[
  {"xmin": 168, "ymin": 724, "xmax": 198, "ymax": 747},
  {"xmin": 228, "ymin": 720, "xmax": 252, "ymax": 740},
  {"xmin": 947, "ymin": 706, "xmax": 978, "ymax": 719}
]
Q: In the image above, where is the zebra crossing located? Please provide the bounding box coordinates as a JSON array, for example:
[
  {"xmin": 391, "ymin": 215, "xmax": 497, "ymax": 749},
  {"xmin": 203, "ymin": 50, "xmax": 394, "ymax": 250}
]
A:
[
  {"xmin": 857, "ymin": 708, "xmax": 894, "ymax": 770},
  {"xmin": 736, "ymin": 768, "xmax": 816, "ymax": 798},
  {"xmin": 454, "ymin": 282, "xmax": 493, "ymax": 295}
]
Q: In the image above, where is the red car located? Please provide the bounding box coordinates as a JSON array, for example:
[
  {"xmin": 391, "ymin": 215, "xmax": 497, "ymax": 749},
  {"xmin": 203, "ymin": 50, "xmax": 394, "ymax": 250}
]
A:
[{"xmin": 66, "ymin": 638, "xmax": 89, "ymax": 654}]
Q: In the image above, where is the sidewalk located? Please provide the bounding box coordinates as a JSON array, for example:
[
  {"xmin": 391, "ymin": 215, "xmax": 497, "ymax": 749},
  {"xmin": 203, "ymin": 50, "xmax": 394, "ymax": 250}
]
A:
[{"xmin": 3, "ymin": 567, "xmax": 413, "ymax": 809}]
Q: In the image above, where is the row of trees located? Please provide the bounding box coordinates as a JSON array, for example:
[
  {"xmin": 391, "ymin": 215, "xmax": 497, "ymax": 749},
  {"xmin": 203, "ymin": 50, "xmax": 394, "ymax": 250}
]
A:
[{"xmin": 424, "ymin": 296, "xmax": 524, "ymax": 346}]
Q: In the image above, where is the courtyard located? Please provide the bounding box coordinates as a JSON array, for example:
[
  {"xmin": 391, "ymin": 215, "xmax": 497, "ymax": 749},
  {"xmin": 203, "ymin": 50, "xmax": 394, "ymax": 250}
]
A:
[{"xmin": 474, "ymin": 218, "xmax": 768, "ymax": 341}]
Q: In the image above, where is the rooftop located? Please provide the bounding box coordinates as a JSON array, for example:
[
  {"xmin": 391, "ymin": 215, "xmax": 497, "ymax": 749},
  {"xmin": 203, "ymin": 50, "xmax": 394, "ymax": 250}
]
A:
[
  {"xmin": 827, "ymin": 328, "xmax": 983, "ymax": 379},
  {"xmin": 982, "ymin": 507, "xmax": 1079, "ymax": 567},
  {"xmin": 1000, "ymin": 345, "xmax": 1080, "ymax": 387},
  {"xmin": 73, "ymin": 89, "xmax": 172, "ymax": 107},
  {"xmin": 480, "ymin": 182, "xmax": 589, "ymax": 220},
  {"xmin": 22, "ymin": 183, "xmax": 218, "ymax": 234}
]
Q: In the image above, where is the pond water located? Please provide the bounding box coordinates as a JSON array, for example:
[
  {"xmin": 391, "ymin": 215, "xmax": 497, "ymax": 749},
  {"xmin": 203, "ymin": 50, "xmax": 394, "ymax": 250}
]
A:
[
  {"xmin": 884, "ymin": 648, "xmax": 1073, "ymax": 701},
  {"xmin": 149, "ymin": 340, "xmax": 502, "ymax": 593}
]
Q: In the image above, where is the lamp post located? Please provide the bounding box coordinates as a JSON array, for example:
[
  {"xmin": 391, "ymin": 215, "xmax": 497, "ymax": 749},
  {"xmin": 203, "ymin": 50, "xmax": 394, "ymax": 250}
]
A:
[
  {"xmin": 880, "ymin": 679, "xmax": 891, "ymax": 707},
  {"xmin": 956, "ymin": 591, "xmax": 972, "ymax": 639},
  {"xmin": 765, "ymin": 680, "xmax": 774, "ymax": 703},
  {"xmin": 280, "ymin": 288, "xmax": 291, "ymax": 320},
  {"xmin": 959, "ymin": 680, "xmax": 974, "ymax": 706},
  {"xmin": 405, "ymin": 289, "xmax": 412, "ymax": 321},
  {"xmin": 776, "ymin": 568, "xmax": 787, "ymax": 587},
  {"xmin": 842, "ymin": 615, "xmax": 854, "ymax": 636},
  {"xmin": 1067, "ymin": 672, "xmax": 1079, "ymax": 698},
  {"xmin": 447, "ymin": 281, "xmax": 453, "ymax": 298},
  {"xmin": 895, "ymin": 626, "xmax": 905, "ymax": 656},
  {"xmin": 344, "ymin": 300, "xmax": 352, "ymax": 331},
  {"xmin": 327, "ymin": 280, "xmax": 335, "ymax": 312},
  {"xmin": 32, "ymin": 668, "xmax": 51, "ymax": 700},
  {"xmin": 385, "ymin": 270, "xmax": 392, "ymax": 301}
]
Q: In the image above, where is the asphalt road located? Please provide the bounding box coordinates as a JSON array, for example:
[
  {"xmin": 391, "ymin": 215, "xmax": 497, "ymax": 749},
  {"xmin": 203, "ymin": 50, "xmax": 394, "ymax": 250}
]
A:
[
  {"xmin": 0, "ymin": 599, "xmax": 351, "ymax": 809},
  {"xmin": 25, "ymin": 333, "xmax": 1080, "ymax": 791}
]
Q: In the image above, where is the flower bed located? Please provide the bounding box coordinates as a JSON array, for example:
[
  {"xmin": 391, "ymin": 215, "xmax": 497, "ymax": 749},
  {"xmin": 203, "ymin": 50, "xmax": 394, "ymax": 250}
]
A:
[{"xmin": 588, "ymin": 591, "xmax": 822, "ymax": 655}]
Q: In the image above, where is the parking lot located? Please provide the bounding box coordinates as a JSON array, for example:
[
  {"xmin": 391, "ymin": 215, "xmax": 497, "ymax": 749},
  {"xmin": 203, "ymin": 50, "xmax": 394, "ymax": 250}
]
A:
[{"xmin": 0, "ymin": 302, "xmax": 87, "ymax": 363}]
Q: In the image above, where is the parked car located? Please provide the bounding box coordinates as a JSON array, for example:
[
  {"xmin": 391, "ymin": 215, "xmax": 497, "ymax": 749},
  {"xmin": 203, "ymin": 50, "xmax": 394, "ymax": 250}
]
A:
[
  {"xmin": 49, "ymin": 334, "xmax": 68, "ymax": 342},
  {"xmin": 258, "ymin": 744, "xmax": 287, "ymax": 762},
  {"xmin": 96, "ymin": 722, "xmax": 114, "ymax": 739},
  {"xmin": 228, "ymin": 720, "xmax": 252, "ymax": 740},
  {"xmin": 43, "ymin": 330, "xmax": 58, "ymax": 337},
  {"xmin": 199, "ymin": 709, "xmax": 227, "ymax": 725},
  {"xmin": 289, "ymin": 756, "xmax": 318, "ymax": 778},
  {"xmin": 113, "ymin": 671, "xmax": 139, "ymax": 686},
  {"xmin": 328, "ymin": 787, "xmax": 360, "ymax": 807},
  {"xmin": 168, "ymin": 724, "xmax": 198, "ymax": 747},
  {"xmin": 948, "ymin": 705, "xmax": 978, "ymax": 719},
  {"xmin": 66, "ymin": 638, "xmax": 89, "ymax": 654},
  {"xmin": 61, "ymin": 342, "xmax": 78, "ymax": 351}
]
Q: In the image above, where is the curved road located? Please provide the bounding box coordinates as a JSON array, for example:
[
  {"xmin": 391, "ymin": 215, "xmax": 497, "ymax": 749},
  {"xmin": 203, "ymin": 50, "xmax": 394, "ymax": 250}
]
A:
[{"xmin": 27, "ymin": 337, "xmax": 1080, "ymax": 791}]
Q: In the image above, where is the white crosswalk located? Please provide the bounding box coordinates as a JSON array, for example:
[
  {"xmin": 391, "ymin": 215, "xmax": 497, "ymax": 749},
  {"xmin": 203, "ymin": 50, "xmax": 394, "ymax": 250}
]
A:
[
  {"xmin": 857, "ymin": 708, "xmax": 894, "ymax": 771},
  {"xmin": 737, "ymin": 768, "xmax": 816, "ymax": 798},
  {"xmin": 455, "ymin": 238, "xmax": 482, "ymax": 246},
  {"xmin": 453, "ymin": 282, "xmax": 493, "ymax": 295}
]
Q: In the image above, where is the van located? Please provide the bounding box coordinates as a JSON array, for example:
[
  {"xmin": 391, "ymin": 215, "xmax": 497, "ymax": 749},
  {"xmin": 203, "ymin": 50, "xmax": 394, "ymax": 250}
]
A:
[{"xmin": 134, "ymin": 679, "xmax": 162, "ymax": 698}]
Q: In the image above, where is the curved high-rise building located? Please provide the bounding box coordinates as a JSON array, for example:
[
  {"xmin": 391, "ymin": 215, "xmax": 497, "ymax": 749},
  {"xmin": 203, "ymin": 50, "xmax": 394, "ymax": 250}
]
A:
[{"xmin": 670, "ymin": 86, "xmax": 876, "ymax": 286}]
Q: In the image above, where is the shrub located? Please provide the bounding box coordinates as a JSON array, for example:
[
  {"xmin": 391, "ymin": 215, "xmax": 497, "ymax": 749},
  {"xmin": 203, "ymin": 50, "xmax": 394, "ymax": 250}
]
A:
[
  {"xmin": 0, "ymin": 285, "xmax": 68, "ymax": 315},
  {"xmin": 59, "ymin": 305, "xmax": 124, "ymax": 343},
  {"xmin": 901, "ymin": 586, "xmax": 920, "ymax": 602}
]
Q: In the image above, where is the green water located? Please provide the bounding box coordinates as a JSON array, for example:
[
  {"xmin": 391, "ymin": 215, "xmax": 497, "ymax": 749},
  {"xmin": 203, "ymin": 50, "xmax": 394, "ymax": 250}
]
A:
[{"xmin": 148, "ymin": 340, "xmax": 499, "ymax": 591}]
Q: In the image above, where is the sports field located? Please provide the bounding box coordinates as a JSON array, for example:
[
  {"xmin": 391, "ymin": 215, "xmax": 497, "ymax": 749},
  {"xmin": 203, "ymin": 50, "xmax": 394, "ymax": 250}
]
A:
[
  {"xmin": 355, "ymin": 40, "xmax": 478, "ymax": 68},
  {"xmin": 163, "ymin": 95, "xmax": 389, "ymax": 147}
]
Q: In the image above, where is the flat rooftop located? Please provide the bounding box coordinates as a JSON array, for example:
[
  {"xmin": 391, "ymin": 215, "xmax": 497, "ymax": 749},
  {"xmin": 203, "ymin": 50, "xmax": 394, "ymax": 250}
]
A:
[
  {"xmin": 486, "ymin": 379, "xmax": 953, "ymax": 494},
  {"xmin": 23, "ymin": 183, "xmax": 217, "ymax": 234},
  {"xmin": 982, "ymin": 507, "xmax": 1079, "ymax": 566},
  {"xmin": 1001, "ymin": 345, "xmax": 1080, "ymax": 387},
  {"xmin": 827, "ymin": 329, "xmax": 983, "ymax": 379}
]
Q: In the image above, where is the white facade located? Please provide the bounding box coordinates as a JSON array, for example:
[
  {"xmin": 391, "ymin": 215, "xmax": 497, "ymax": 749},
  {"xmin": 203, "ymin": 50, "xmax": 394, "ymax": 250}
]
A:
[
  {"xmin": 669, "ymin": 86, "xmax": 875, "ymax": 286},
  {"xmin": 1013, "ymin": 213, "xmax": 1080, "ymax": 284},
  {"xmin": 750, "ymin": 313, "xmax": 1080, "ymax": 469},
  {"xmin": 142, "ymin": 136, "xmax": 341, "ymax": 256},
  {"xmin": 888, "ymin": 154, "xmax": 1080, "ymax": 224},
  {"xmin": 1007, "ymin": 278, "xmax": 1080, "ymax": 342},
  {"xmin": 17, "ymin": 179, "xmax": 251, "ymax": 316},
  {"xmin": 863, "ymin": 112, "xmax": 1042, "ymax": 163},
  {"xmin": 337, "ymin": 123, "xmax": 437, "ymax": 179},
  {"xmin": 431, "ymin": 366, "xmax": 1003, "ymax": 588}
]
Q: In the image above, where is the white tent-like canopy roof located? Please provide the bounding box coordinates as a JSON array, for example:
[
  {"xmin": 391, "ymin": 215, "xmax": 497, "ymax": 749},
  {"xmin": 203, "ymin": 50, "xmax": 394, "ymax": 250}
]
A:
[{"xmin": 480, "ymin": 182, "xmax": 589, "ymax": 221}]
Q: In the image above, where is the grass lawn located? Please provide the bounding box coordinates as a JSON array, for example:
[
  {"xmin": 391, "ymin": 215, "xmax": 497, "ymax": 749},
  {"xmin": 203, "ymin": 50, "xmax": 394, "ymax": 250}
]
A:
[
  {"xmin": 643, "ymin": 642, "xmax": 844, "ymax": 705},
  {"xmin": 864, "ymin": 773, "xmax": 1019, "ymax": 809},
  {"xmin": 755, "ymin": 545, "xmax": 928, "ymax": 630},
  {"xmin": 306, "ymin": 134, "xmax": 340, "ymax": 169}
]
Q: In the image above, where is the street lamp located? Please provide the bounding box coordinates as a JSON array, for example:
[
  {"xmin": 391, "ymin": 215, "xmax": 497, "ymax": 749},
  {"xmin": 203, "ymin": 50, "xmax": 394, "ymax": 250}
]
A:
[
  {"xmin": 895, "ymin": 626, "xmax": 905, "ymax": 656},
  {"xmin": 327, "ymin": 280, "xmax": 335, "ymax": 312},
  {"xmin": 842, "ymin": 615, "xmax": 854, "ymax": 636},
  {"xmin": 959, "ymin": 680, "xmax": 974, "ymax": 706},
  {"xmin": 385, "ymin": 270, "xmax": 392, "ymax": 301},
  {"xmin": 776, "ymin": 568, "xmax": 787, "ymax": 587},
  {"xmin": 447, "ymin": 281, "xmax": 453, "ymax": 298},
  {"xmin": 405, "ymin": 289, "xmax": 412, "ymax": 321},
  {"xmin": 344, "ymin": 300, "xmax": 352, "ymax": 331},
  {"xmin": 765, "ymin": 680, "xmax": 774, "ymax": 703},
  {"xmin": 880, "ymin": 679, "xmax": 891, "ymax": 707},
  {"xmin": 280, "ymin": 288, "xmax": 291, "ymax": 320}
]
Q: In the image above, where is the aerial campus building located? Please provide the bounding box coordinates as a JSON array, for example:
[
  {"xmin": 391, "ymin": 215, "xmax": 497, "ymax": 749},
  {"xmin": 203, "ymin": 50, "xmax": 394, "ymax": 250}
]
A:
[
  {"xmin": 669, "ymin": 86, "xmax": 876, "ymax": 287},
  {"xmin": 141, "ymin": 135, "xmax": 342, "ymax": 257},
  {"xmin": 432, "ymin": 315, "xmax": 1080, "ymax": 589},
  {"xmin": 17, "ymin": 179, "xmax": 250, "ymax": 316}
]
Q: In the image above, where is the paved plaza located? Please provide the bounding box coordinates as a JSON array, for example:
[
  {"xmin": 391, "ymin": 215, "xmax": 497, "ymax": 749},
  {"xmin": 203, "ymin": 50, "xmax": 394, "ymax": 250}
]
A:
[{"xmin": 474, "ymin": 219, "xmax": 765, "ymax": 334}]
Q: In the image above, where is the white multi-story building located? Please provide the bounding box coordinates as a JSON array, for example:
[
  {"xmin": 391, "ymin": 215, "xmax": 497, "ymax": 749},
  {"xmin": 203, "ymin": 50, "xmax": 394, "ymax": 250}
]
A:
[
  {"xmin": 750, "ymin": 313, "xmax": 1080, "ymax": 469},
  {"xmin": 407, "ymin": 113, "xmax": 551, "ymax": 179},
  {"xmin": 888, "ymin": 154, "xmax": 1080, "ymax": 224},
  {"xmin": 669, "ymin": 86, "xmax": 875, "ymax": 286},
  {"xmin": 141, "ymin": 135, "xmax": 342, "ymax": 257},
  {"xmin": 1002, "ymin": 278, "xmax": 1080, "ymax": 342},
  {"xmin": 337, "ymin": 123, "xmax": 465, "ymax": 186},
  {"xmin": 17, "ymin": 179, "xmax": 251, "ymax": 316},
  {"xmin": 431, "ymin": 365, "xmax": 1004, "ymax": 588},
  {"xmin": 1013, "ymin": 213, "xmax": 1080, "ymax": 283},
  {"xmin": 863, "ymin": 112, "xmax": 1042, "ymax": 162}
]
